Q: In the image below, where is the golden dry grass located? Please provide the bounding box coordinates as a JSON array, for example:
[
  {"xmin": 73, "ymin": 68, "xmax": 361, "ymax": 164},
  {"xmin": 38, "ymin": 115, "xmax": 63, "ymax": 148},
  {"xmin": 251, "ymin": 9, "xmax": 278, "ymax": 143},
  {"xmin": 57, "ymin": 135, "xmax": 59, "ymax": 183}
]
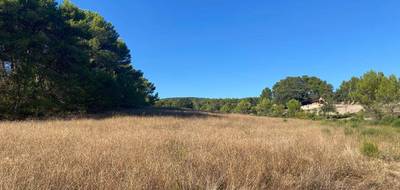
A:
[{"xmin": 0, "ymin": 113, "xmax": 399, "ymax": 190}]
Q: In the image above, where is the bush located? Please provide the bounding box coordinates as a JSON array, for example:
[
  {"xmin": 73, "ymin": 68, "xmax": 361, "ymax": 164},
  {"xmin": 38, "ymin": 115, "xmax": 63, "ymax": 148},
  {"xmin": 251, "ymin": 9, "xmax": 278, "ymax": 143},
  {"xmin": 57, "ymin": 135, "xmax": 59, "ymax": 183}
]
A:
[
  {"xmin": 391, "ymin": 119, "xmax": 400, "ymax": 128},
  {"xmin": 255, "ymin": 99, "xmax": 273, "ymax": 116},
  {"xmin": 271, "ymin": 104, "xmax": 285, "ymax": 117},
  {"xmin": 234, "ymin": 100, "xmax": 253, "ymax": 114},
  {"xmin": 355, "ymin": 112, "xmax": 365, "ymax": 122},
  {"xmin": 380, "ymin": 115, "xmax": 396, "ymax": 125},
  {"xmin": 286, "ymin": 99, "xmax": 301, "ymax": 117},
  {"xmin": 360, "ymin": 141, "xmax": 379, "ymax": 157}
]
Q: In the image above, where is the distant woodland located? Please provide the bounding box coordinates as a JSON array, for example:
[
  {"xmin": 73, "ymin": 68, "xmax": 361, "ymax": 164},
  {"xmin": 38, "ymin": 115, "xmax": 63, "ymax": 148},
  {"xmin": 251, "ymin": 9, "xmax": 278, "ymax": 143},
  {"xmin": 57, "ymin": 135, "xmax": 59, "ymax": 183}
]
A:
[
  {"xmin": 157, "ymin": 71, "xmax": 400, "ymax": 125},
  {"xmin": 1, "ymin": 1, "xmax": 400, "ymax": 125}
]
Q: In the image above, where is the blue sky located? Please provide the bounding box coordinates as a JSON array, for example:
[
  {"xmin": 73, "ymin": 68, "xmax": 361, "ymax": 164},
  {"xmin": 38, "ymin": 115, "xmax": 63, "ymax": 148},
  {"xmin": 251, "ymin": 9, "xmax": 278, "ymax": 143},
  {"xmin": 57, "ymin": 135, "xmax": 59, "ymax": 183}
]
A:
[{"xmin": 63, "ymin": 0, "xmax": 400, "ymax": 98}]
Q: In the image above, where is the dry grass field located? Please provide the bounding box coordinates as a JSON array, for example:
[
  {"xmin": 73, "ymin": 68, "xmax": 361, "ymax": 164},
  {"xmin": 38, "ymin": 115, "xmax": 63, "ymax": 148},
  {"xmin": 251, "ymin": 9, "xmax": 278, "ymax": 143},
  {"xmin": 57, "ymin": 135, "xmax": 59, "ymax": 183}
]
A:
[{"xmin": 0, "ymin": 111, "xmax": 399, "ymax": 190}]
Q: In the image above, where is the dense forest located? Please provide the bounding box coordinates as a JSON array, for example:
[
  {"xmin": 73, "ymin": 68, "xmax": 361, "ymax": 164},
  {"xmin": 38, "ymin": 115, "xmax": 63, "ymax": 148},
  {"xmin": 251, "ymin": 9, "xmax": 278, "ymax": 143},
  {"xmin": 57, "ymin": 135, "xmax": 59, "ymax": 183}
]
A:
[{"xmin": 0, "ymin": 0, "xmax": 157, "ymax": 119}]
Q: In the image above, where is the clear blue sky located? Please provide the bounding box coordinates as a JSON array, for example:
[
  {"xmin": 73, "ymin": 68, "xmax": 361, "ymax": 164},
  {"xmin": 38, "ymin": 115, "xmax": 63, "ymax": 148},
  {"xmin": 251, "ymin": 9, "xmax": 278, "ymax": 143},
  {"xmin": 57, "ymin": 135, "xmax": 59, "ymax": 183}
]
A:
[{"xmin": 63, "ymin": 0, "xmax": 400, "ymax": 98}]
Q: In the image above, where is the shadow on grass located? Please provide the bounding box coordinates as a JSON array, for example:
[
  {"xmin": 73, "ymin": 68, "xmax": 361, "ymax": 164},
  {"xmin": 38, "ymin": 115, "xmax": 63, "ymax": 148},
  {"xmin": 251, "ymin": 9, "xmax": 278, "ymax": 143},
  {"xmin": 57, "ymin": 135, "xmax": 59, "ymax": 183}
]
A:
[
  {"xmin": 31, "ymin": 107, "xmax": 221, "ymax": 121},
  {"xmin": 106, "ymin": 108, "xmax": 221, "ymax": 118},
  {"xmin": 1, "ymin": 107, "xmax": 221, "ymax": 121}
]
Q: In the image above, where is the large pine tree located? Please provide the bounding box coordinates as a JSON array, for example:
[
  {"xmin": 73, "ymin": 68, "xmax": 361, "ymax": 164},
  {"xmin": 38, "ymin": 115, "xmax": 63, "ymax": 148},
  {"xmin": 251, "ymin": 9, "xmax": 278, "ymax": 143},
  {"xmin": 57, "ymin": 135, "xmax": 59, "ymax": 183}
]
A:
[{"xmin": 0, "ymin": 0, "xmax": 157, "ymax": 118}]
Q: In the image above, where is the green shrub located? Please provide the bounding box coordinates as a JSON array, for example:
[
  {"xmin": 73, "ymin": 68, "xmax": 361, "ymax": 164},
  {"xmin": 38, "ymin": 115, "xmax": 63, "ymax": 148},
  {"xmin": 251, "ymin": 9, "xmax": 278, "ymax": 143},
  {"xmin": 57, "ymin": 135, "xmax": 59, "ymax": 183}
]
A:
[
  {"xmin": 286, "ymin": 99, "xmax": 301, "ymax": 117},
  {"xmin": 355, "ymin": 112, "xmax": 365, "ymax": 121},
  {"xmin": 271, "ymin": 104, "xmax": 285, "ymax": 117},
  {"xmin": 360, "ymin": 141, "xmax": 379, "ymax": 157},
  {"xmin": 391, "ymin": 119, "xmax": 400, "ymax": 128},
  {"xmin": 349, "ymin": 117, "xmax": 362, "ymax": 123},
  {"xmin": 379, "ymin": 115, "xmax": 396, "ymax": 125}
]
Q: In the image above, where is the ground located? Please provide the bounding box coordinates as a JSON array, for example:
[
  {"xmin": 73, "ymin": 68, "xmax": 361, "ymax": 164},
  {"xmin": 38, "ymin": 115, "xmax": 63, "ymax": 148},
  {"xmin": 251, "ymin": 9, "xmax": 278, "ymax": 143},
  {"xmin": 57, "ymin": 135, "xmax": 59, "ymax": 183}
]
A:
[{"xmin": 0, "ymin": 111, "xmax": 399, "ymax": 190}]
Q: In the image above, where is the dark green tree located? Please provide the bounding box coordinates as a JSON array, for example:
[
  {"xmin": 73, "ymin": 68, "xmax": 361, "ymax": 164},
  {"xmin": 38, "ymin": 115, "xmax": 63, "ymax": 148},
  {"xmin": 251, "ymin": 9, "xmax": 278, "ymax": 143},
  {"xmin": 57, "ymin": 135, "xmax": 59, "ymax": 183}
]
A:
[
  {"xmin": 260, "ymin": 87, "xmax": 272, "ymax": 100},
  {"xmin": 0, "ymin": 0, "xmax": 157, "ymax": 118},
  {"xmin": 350, "ymin": 71, "xmax": 400, "ymax": 118},
  {"xmin": 61, "ymin": 2, "xmax": 157, "ymax": 111},
  {"xmin": 0, "ymin": 0, "xmax": 89, "ymax": 117},
  {"xmin": 376, "ymin": 75, "xmax": 400, "ymax": 115},
  {"xmin": 334, "ymin": 77, "xmax": 359, "ymax": 103},
  {"xmin": 272, "ymin": 76, "xmax": 333, "ymax": 105},
  {"xmin": 351, "ymin": 71, "xmax": 384, "ymax": 118}
]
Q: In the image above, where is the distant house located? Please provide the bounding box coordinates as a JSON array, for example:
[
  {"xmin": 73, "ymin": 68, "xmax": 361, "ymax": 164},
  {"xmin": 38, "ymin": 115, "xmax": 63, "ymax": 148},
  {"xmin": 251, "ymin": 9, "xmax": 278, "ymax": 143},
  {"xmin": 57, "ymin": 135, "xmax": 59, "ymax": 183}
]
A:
[
  {"xmin": 301, "ymin": 102, "xmax": 323, "ymax": 113},
  {"xmin": 335, "ymin": 104, "xmax": 364, "ymax": 114},
  {"xmin": 301, "ymin": 97, "xmax": 363, "ymax": 115}
]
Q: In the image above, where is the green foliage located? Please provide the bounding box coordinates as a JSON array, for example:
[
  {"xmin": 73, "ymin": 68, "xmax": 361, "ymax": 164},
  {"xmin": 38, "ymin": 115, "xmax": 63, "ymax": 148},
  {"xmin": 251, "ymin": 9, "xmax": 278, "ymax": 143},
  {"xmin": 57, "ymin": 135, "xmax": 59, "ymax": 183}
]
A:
[
  {"xmin": 255, "ymin": 98, "xmax": 273, "ymax": 115},
  {"xmin": 200, "ymin": 103, "xmax": 218, "ymax": 112},
  {"xmin": 286, "ymin": 99, "xmax": 301, "ymax": 117},
  {"xmin": 376, "ymin": 75, "xmax": 400, "ymax": 115},
  {"xmin": 349, "ymin": 71, "xmax": 398, "ymax": 119},
  {"xmin": 158, "ymin": 98, "xmax": 193, "ymax": 109},
  {"xmin": 273, "ymin": 76, "xmax": 333, "ymax": 105},
  {"xmin": 351, "ymin": 71, "xmax": 383, "ymax": 106},
  {"xmin": 391, "ymin": 119, "xmax": 400, "ymax": 128},
  {"xmin": 271, "ymin": 104, "xmax": 285, "ymax": 117},
  {"xmin": 159, "ymin": 70, "xmax": 400, "ymax": 123},
  {"xmin": 0, "ymin": 0, "xmax": 157, "ymax": 118},
  {"xmin": 360, "ymin": 141, "xmax": 379, "ymax": 157},
  {"xmin": 350, "ymin": 121, "xmax": 360, "ymax": 129},
  {"xmin": 156, "ymin": 97, "xmax": 255, "ymax": 114},
  {"xmin": 378, "ymin": 115, "xmax": 397, "ymax": 125},
  {"xmin": 260, "ymin": 87, "xmax": 272, "ymax": 100},
  {"xmin": 334, "ymin": 77, "xmax": 359, "ymax": 103},
  {"xmin": 235, "ymin": 99, "xmax": 253, "ymax": 114},
  {"xmin": 220, "ymin": 104, "xmax": 234, "ymax": 113}
]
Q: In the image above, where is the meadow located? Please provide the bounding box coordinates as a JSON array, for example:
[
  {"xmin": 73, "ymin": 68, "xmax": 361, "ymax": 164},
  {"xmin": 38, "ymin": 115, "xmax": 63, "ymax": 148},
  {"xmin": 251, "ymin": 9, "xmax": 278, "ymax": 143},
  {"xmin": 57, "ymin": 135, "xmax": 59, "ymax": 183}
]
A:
[{"xmin": 0, "ymin": 112, "xmax": 399, "ymax": 190}]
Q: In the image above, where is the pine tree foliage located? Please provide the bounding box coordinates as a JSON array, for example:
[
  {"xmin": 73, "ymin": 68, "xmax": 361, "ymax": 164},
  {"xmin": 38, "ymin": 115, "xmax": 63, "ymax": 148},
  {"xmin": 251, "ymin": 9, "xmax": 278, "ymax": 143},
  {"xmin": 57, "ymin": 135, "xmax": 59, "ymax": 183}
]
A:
[{"xmin": 0, "ymin": 0, "xmax": 157, "ymax": 118}]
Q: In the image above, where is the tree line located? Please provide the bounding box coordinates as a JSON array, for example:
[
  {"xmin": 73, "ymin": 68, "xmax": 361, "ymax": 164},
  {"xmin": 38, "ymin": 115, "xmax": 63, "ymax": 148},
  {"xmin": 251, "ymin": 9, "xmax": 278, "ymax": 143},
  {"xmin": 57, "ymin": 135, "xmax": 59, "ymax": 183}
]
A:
[
  {"xmin": 157, "ymin": 71, "xmax": 400, "ymax": 121},
  {"xmin": 2, "ymin": 1, "xmax": 399, "ymax": 123},
  {"xmin": 0, "ymin": 0, "xmax": 158, "ymax": 119},
  {"xmin": 156, "ymin": 75, "xmax": 335, "ymax": 117}
]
